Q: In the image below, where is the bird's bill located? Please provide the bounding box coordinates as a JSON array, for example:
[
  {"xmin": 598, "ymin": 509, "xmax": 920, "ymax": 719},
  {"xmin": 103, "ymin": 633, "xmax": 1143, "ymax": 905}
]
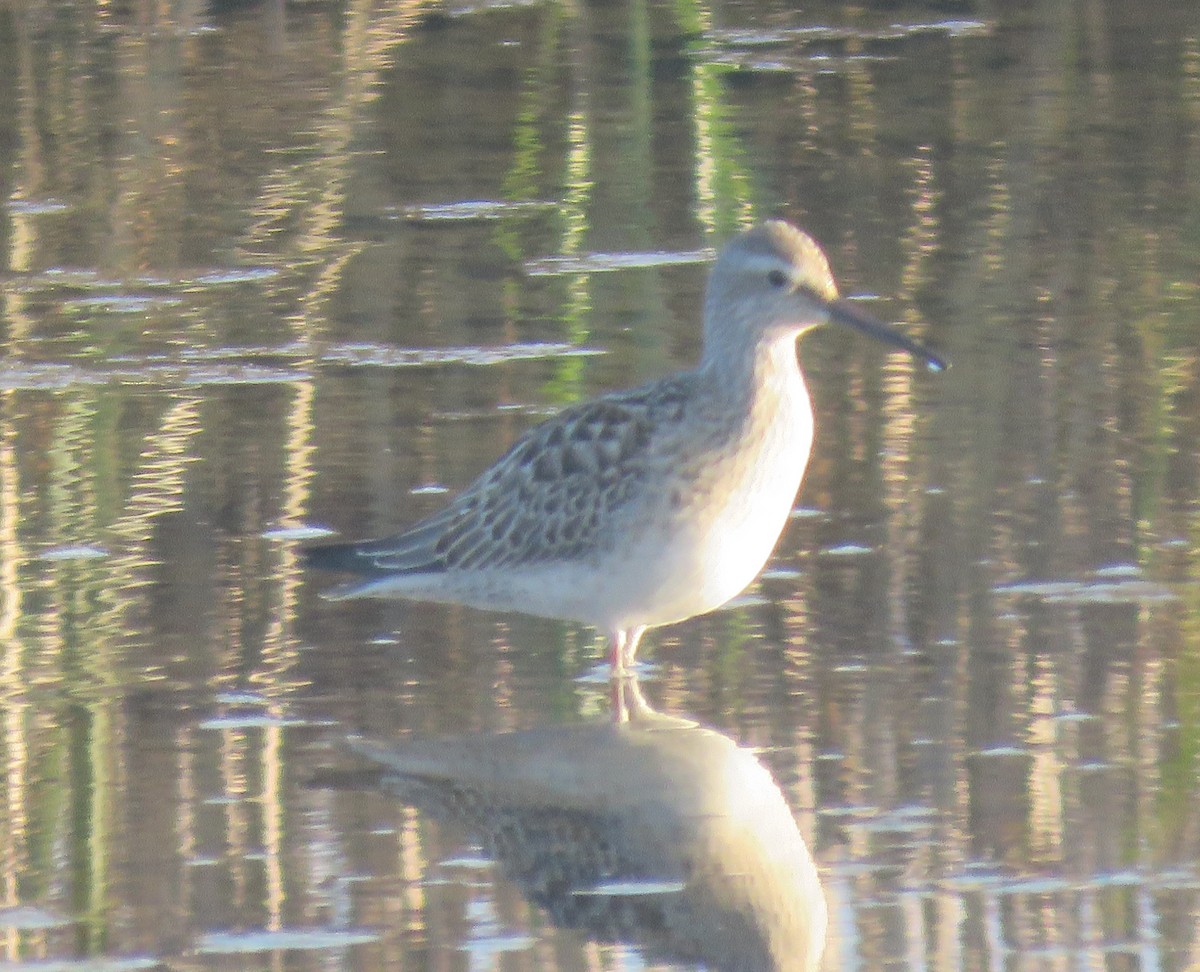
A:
[{"xmin": 826, "ymin": 297, "xmax": 948, "ymax": 373}]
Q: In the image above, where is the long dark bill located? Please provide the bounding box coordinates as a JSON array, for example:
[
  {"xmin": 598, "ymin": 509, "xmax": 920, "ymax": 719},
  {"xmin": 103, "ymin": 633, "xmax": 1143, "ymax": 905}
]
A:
[{"xmin": 827, "ymin": 297, "xmax": 948, "ymax": 373}]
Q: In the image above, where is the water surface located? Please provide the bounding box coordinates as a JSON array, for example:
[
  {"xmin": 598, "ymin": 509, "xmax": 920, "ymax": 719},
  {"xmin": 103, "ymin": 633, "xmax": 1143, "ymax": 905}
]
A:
[{"xmin": 2, "ymin": 0, "xmax": 1199, "ymax": 969}]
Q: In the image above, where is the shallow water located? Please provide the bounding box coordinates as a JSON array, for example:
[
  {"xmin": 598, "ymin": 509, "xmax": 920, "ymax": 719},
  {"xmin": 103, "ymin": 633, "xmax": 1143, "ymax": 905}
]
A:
[{"xmin": 2, "ymin": 0, "xmax": 1200, "ymax": 969}]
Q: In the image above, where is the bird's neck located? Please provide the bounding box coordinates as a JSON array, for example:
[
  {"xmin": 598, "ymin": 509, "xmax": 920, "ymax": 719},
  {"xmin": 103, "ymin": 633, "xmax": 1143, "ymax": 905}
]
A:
[
  {"xmin": 702, "ymin": 327, "xmax": 808, "ymax": 416},
  {"xmin": 696, "ymin": 331, "xmax": 815, "ymax": 502}
]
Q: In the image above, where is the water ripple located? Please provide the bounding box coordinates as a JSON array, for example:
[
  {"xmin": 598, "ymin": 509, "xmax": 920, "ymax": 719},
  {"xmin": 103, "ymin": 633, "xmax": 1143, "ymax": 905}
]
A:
[
  {"xmin": 524, "ymin": 249, "xmax": 713, "ymax": 276},
  {"xmin": 0, "ymin": 342, "xmax": 603, "ymax": 390},
  {"xmin": 196, "ymin": 929, "xmax": 379, "ymax": 953}
]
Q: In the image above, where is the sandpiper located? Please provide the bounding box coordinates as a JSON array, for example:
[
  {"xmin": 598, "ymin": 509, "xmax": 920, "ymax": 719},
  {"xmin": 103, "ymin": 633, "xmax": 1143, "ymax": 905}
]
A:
[{"xmin": 307, "ymin": 220, "xmax": 945, "ymax": 676}]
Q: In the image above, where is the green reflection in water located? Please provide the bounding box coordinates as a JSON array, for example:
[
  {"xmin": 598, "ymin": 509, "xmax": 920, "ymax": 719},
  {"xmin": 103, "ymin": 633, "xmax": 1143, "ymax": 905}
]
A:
[
  {"xmin": 540, "ymin": 12, "xmax": 593, "ymax": 407},
  {"xmin": 676, "ymin": 0, "xmax": 753, "ymax": 238},
  {"xmin": 1163, "ymin": 595, "xmax": 1200, "ymax": 845},
  {"xmin": 499, "ymin": 2, "xmax": 592, "ymax": 408},
  {"xmin": 69, "ymin": 703, "xmax": 111, "ymax": 955}
]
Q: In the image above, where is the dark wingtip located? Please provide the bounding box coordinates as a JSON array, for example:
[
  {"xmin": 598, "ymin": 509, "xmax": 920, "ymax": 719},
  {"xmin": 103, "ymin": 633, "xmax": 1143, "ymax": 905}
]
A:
[{"xmin": 304, "ymin": 541, "xmax": 368, "ymax": 575}]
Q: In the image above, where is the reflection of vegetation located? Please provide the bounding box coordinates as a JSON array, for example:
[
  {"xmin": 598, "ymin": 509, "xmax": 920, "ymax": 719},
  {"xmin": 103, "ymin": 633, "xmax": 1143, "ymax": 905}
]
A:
[
  {"xmin": 675, "ymin": 0, "xmax": 755, "ymax": 239},
  {"xmin": 710, "ymin": 609, "xmax": 756, "ymax": 717},
  {"xmin": 1162, "ymin": 593, "xmax": 1200, "ymax": 843},
  {"xmin": 68, "ymin": 704, "xmax": 111, "ymax": 954},
  {"xmin": 538, "ymin": 103, "xmax": 594, "ymax": 406},
  {"xmin": 497, "ymin": 1, "xmax": 593, "ymax": 406},
  {"xmin": 3, "ymin": 0, "xmax": 1200, "ymax": 966}
]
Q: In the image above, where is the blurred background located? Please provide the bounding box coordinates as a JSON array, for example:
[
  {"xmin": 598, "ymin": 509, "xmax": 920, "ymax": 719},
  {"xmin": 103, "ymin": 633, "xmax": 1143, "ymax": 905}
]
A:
[{"xmin": 1, "ymin": 0, "xmax": 1199, "ymax": 968}]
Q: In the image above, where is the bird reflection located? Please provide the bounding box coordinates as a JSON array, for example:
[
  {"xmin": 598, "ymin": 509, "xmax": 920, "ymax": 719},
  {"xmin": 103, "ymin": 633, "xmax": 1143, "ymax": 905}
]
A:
[{"xmin": 344, "ymin": 680, "xmax": 826, "ymax": 972}]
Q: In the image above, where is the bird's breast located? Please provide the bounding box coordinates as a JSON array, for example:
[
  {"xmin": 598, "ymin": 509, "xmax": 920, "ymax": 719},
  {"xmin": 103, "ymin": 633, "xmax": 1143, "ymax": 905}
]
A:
[
  {"xmin": 607, "ymin": 373, "xmax": 814, "ymax": 627},
  {"xmin": 692, "ymin": 394, "xmax": 812, "ymax": 597}
]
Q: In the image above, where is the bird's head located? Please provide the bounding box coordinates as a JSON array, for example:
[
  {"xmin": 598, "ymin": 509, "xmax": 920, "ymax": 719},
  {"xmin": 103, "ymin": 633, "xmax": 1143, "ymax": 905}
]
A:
[{"xmin": 704, "ymin": 220, "xmax": 946, "ymax": 373}]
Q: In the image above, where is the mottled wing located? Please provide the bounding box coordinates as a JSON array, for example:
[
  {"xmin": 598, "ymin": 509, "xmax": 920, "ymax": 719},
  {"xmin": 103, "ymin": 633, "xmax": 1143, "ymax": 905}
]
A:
[{"xmin": 312, "ymin": 379, "xmax": 692, "ymax": 577}]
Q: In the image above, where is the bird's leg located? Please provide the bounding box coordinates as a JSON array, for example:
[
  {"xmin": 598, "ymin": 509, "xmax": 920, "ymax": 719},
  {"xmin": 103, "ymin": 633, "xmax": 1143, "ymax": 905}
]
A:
[
  {"xmin": 607, "ymin": 631, "xmax": 628, "ymax": 678},
  {"xmin": 607, "ymin": 625, "xmax": 647, "ymax": 681},
  {"xmin": 622, "ymin": 625, "xmax": 647, "ymax": 672}
]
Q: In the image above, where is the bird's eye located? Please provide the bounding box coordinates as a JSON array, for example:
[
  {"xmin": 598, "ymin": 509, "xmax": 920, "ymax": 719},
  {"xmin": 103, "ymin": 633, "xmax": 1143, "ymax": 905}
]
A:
[{"xmin": 767, "ymin": 269, "xmax": 789, "ymax": 289}]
